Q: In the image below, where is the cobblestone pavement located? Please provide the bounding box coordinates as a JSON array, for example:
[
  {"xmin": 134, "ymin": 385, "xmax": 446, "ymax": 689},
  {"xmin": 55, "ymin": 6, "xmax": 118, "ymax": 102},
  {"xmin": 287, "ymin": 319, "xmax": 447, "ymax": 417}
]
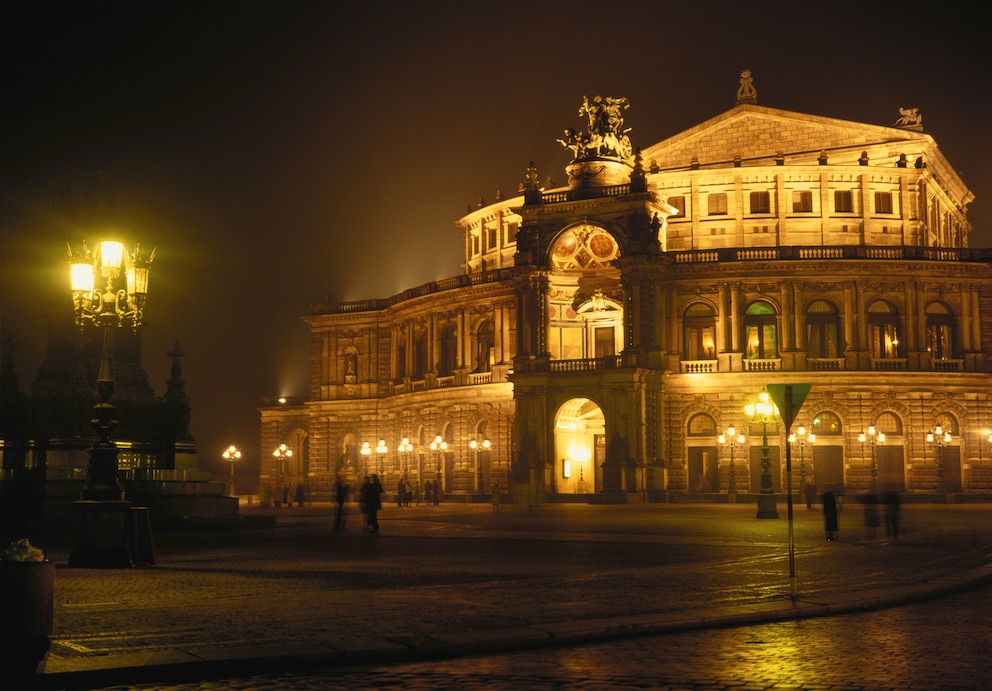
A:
[
  {"xmin": 93, "ymin": 579, "xmax": 992, "ymax": 690},
  {"xmin": 17, "ymin": 501, "xmax": 992, "ymax": 688}
]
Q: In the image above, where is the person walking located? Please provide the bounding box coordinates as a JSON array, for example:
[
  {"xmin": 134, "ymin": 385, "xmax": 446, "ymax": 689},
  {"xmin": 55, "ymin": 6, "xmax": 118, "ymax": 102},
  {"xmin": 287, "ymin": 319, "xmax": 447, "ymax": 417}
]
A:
[
  {"xmin": 884, "ymin": 489, "xmax": 901, "ymax": 540},
  {"xmin": 333, "ymin": 476, "xmax": 349, "ymax": 531},
  {"xmin": 366, "ymin": 473, "xmax": 384, "ymax": 533},
  {"xmin": 822, "ymin": 488, "xmax": 839, "ymax": 541},
  {"xmin": 294, "ymin": 482, "xmax": 304, "ymax": 507},
  {"xmin": 396, "ymin": 477, "xmax": 405, "ymax": 508},
  {"xmin": 358, "ymin": 475, "xmax": 371, "ymax": 527},
  {"xmin": 804, "ymin": 481, "xmax": 816, "ymax": 510},
  {"xmin": 491, "ymin": 482, "xmax": 501, "ymax": 512}
]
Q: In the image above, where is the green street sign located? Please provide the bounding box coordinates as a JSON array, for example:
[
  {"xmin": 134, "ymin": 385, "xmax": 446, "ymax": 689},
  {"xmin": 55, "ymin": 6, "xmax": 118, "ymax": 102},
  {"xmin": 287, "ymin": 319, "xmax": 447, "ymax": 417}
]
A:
[{"xmin": 766, "ymin": 384, "xmax": 811, "ymax": 431}]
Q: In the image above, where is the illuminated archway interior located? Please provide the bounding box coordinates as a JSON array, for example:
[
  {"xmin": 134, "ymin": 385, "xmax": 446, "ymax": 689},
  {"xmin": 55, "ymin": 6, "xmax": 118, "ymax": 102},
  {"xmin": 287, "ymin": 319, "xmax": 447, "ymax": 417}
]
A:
[{"xmin": 554, "ymin": 397, "xmax": 605, "ymax": 493}]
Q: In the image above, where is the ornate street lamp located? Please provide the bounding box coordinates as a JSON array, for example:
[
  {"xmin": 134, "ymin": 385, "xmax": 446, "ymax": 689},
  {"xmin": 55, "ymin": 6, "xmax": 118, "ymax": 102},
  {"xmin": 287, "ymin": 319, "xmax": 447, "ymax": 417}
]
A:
[
  {"xmin": 67, "ymin": 238, "xmax": 155, "ymax": 568},
  {"xmin": 273, "ymin": 443, "xmax": 292, "ymax": 492},
  {"xmin": 429, "ymin": 435, "xmax": 447, "ymax": 485},
  {"xmin": 858, "ymin": 425, "xmax": 885, "ymax": 491},
  {"xmin": 222, "ymin": 445, "xmax": 241, "ymax": 496},
  {"xmin": 359, "ymin": 441, "xmax": 371, "ymax": 476},
  {"xmin": 788, "ymin": 425, "xmax": 815, "ymax": 488},
  {"xmin": 68, "ymin": 239, "xmax": 154, "ymax": 500},
  {"xmin": 718, "ymin": 425, "xmax": 745, "ymax": 497},
  {"xmin": 375, "ymin": 438, "xmax": 388, "ymax": 483},
  {"xmin": 398, "ymin": 437, "xmax": 413, "ymax": 476},
  {"xmin": 470, "ymin": 437, "xmax": 490, "ymax": 492},
  {"xmin": 745, "ymin": 389, "xmax": 780, "ymax": 519},
  {"xmin": 925, "ymin": 424, "xmax": 952, "ymax": 493}
]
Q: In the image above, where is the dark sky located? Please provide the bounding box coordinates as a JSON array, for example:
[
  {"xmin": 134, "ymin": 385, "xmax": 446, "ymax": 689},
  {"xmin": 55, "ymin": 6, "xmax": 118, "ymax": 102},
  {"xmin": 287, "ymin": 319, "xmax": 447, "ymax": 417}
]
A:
[{"xmin": 2, "ymin": 1, "xmax": 989, "ymax": 479}]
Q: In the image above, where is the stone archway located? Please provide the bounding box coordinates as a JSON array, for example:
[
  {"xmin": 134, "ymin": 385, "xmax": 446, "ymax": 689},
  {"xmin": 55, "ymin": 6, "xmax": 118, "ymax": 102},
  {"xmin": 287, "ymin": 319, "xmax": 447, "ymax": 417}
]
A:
[{"xmin": 553, "ymin": 398, "xmax": 605, "ymax": 494}]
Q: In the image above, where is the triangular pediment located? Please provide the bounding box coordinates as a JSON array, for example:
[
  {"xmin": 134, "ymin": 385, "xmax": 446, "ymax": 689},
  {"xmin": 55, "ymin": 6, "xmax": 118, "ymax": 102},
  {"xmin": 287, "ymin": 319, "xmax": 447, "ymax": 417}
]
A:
[{"xmin": 640, "ymin": 103, "xmax": 938, "ymax": 169}]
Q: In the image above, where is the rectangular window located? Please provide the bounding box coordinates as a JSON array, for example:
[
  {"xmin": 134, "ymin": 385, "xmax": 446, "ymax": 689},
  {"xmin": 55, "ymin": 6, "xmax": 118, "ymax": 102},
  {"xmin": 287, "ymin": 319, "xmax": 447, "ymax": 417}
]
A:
[
  {"xmin": 749, "ymin": 191, "xmax": 770, "ymax": 214},
  {"xmin": 486, "ymin": 226, "xmax": 497, "ymax": 250},
  {"xmin": 834, "ymin": 190, "xmax": 853, "ymax": 213},
  {"xmin": 594, "ymin": 327, "xmax": 615, "ymax": 358},
  {"xmin": 667, "ymin": 195, "xmax": 686, "ymax": 216},
  {"xmin": 707, "ymin": 193, "xmax": 728, "ymax": 215},
  {"xmin": 792, "ymin": 190, "xmax": 813, "ymax": 212},
  {"xmin": 505, "ymin": 222, "xmax": 518, "ymax": 244},
  {"xmin": 549, "ymin": 326, "xmax": 584, "ymax": 360},
  {"xmin": 472, "ymin": 235, "xmax": 480, "ymax": 256},
  {"xmin": 875, "ymin": 192, "xmax": 893, "ymax": 214}
]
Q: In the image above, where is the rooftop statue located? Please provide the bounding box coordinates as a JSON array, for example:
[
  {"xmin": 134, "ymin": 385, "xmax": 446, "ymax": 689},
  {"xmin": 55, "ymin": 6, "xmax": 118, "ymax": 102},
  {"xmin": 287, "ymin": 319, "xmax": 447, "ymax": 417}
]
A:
[
  {"xmin": 894, "ymin": 107, "xmax": 922, "ymax": 128},
  {"xmin": 558, "ymin": 95, "xmax": 633, "ymax": 161}
]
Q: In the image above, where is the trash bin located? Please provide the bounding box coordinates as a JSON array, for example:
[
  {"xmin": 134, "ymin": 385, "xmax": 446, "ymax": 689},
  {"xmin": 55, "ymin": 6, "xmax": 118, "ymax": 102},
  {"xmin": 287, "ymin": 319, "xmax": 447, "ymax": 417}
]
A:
[{"xmin": 1, "ymin": 547, "xmax": 54, "ymax": 637}]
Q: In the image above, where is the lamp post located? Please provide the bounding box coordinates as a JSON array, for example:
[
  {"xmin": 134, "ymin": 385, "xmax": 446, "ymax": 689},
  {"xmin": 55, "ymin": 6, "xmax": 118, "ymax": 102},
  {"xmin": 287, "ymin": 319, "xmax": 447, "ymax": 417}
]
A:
[
  {"xmin": 398, "ymin": 437, "xmax": 413, "ymax": 477},
  {"xmin": 925, "ymin": 424, "xmax": 952, "ymax": 494},
  {"xmin": 718, "ymin": 425, "xmax": 745, "ymax": 498},
  {"xmin": 429, "ymin": 435, "xmax": 447, "ymax": 486},
  {"xmin": 745, "ymin": 389, "xmax": 780, "ymax": 519},
  {"xmin": 375, "ymin": 439, "xmax": 388, "ymax": 485},
  {"xmin": 858, "ymin": 425, "xmax": 885, "ymax": 492},
  {"xmin": 470, "ymin": 437, "xmax": 490, "ymax": 493},
  {"xmin": 68, "ymin": 239, "xmax": 154, "ymax": 500},
  {"xmin": 222, "ymin": 445, "xmax": 241, "ymax": 496},
  {"xmin": 788, "ymin": 425, "xmax": 815, "ymax": 489},
  {"xmin": 273, "ymin": 443, "xmax": 292, "ymax": 497},
  {"xmin": 67, "ymin": 239, "xmax": 154, "ymax": 568},
  {"xmin": 359, "ymin": 441, "xmax": 371, "ymax": 476}
]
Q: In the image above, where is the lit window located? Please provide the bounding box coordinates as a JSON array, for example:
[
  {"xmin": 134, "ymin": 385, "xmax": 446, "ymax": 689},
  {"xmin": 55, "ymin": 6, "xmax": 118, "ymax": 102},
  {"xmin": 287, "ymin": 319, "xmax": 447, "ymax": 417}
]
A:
[
  {"xmin": 667, "ymin": 196, "xmax": 686, "ymax": 216},
  {"xmin": 744, "ymin": 301, "xmax": 778, "ymax": 359}
]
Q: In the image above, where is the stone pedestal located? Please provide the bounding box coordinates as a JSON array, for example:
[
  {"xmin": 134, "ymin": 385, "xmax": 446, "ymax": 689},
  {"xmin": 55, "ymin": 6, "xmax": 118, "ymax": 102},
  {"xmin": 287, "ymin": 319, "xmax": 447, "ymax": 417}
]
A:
[{"xmin": 69, "ymin": 499, "xmax": 132, "ymax": 568}]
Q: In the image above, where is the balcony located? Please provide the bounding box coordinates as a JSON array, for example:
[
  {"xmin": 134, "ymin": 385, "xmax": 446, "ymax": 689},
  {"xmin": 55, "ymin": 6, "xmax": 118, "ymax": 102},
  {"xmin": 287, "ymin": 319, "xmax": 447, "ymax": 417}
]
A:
[
  {"xmin": 808, "ymin": 357, "xmax": 846, "ymax": 371},
  {"xmin": 931, "ymin": 359, "xmax": 963, "ymax": 372},
  {"xmin": 743, "ymin": 358, "xmax": 781, "ymax": 372},
  {"xmin": 680, "ymin": 360, "xmax": 718, "ymax": 374},
  {"xmin": 870, "ymin": 358, "xmax": 907, "ymax": 371}
]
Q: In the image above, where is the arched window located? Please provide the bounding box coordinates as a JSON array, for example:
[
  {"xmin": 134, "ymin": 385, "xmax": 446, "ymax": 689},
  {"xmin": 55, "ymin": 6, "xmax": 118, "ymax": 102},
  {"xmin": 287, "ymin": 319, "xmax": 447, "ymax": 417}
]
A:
[
  {"xmin": 867, "ymin": 301, "xmax": 900, "ymax": 359},
  {"xmin": 413, "ymin": 330, "xmax": 428, "ymax": 379},
  {"xmin": 925, "ymin": 302, "xmax": 956, "ymax": 360},
  {"xmin": 805, "ymin": 300, "xmax": 841, "ymax": 358},
  {"xmin": 438, "ymin": 324, "xmax": 458, "ymax": 377},
  {"xmin": 683, "ymin": 303, "xmax": 716, "ymax": 360},
  {"xmin": 687, "ymin": 413, "xmax": 717, "ymax": 436},
  {"xmin": 744, "ymin": 301, "xmax": 778, "ymax": 359},
  {"xmin": 475, "ymin": 320, "xmax": 494, "ymax": 373},
  {"xmin": 875, "ymin": 412, "xmax": 903, "ymax": 436},
  {"xmin": 811, "ymin": 411, "xmax": 842, "ymax": 436}
]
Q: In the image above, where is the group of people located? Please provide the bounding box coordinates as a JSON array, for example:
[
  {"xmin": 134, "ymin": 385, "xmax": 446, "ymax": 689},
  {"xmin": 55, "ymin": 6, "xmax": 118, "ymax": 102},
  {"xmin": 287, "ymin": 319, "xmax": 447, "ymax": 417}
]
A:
[
  {"xmin": 259, "ymin": 483, "xmax": 305, "ymax": 508},
  {"xmin": 821, "ymin": 486, "xmax": 901, "ymax": 542}
]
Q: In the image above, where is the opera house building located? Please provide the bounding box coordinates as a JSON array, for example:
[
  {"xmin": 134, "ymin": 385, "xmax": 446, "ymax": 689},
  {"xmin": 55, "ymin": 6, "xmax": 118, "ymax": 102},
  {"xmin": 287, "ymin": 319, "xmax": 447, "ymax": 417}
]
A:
[{"xmin": 259, "ymin": 74, "xmax": 991, "ymax": 507}]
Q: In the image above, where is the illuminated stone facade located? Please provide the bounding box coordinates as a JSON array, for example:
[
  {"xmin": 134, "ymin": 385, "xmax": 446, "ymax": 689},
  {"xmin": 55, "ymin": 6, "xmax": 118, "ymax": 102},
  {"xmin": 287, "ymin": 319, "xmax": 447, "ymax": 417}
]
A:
[{"xmin": 259, "ymin": 79, "xmax": 992, "ymax": 503}]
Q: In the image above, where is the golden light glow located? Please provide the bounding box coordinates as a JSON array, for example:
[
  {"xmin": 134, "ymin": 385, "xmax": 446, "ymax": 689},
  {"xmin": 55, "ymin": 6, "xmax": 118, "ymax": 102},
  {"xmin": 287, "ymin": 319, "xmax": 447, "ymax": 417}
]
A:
[
  {"xmin": 71, "ymin": 262, "xmax": 95, "ymax": 294},
  {"xmin": 99, "ymin": 240, "xmax": 124, "ymax": 274}
]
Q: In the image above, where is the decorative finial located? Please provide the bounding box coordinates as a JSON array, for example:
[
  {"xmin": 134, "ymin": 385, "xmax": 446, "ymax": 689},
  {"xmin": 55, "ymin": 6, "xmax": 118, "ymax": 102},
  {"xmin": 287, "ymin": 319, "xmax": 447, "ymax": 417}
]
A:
[{"xmin": 736, "ymin": 69, "xmax": 758, "ymax": 104}]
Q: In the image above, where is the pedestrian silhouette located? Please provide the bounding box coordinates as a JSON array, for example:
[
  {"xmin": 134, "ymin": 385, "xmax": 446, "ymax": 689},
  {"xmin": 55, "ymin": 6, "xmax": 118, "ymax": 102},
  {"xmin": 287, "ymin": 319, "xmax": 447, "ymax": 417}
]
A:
[
  {"xmin": 365, "ymin": 474, "xmax": 383, "ymax": 532},
  {"xmin": 884, "ymin": 490, "xmax": 901, "ymax": 540},
  {"xmin": 333, "ymin": 477, "xmax": 349, "ymax": 530},
  {"xmin": 822, "ymin": 489, "xmax": 839, "ymax": 541},
  {"xmin": 863, "ymin": 492, "xmax": 880, "ymax": 539}
]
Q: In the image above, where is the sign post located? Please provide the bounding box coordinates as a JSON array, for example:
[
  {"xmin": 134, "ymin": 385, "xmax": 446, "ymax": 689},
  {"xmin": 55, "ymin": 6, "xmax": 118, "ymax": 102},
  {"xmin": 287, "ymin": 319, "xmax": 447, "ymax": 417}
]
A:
[{"xmin": 766, "ymin": 384, "xmax": 811, "ymax": 601}]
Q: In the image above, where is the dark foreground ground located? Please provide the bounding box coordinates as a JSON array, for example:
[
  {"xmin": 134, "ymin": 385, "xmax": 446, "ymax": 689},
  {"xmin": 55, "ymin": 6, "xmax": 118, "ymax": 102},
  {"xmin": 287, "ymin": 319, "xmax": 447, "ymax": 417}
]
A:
[{"xmin": 6, "ymin": 501, "xmax": 992, "ymax": 689}]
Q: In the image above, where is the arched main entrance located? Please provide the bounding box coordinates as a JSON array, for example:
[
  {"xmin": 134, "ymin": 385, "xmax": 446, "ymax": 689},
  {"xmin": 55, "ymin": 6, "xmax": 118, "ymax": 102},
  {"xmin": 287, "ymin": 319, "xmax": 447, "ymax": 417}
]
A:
[{"xmin": 553, "ymin": 398, "xmax": 605, "ymax": 494}]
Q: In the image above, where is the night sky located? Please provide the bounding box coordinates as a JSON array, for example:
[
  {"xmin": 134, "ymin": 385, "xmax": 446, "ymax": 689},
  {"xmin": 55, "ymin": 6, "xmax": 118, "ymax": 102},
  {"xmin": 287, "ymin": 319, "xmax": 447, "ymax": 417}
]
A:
[{"xmin": 3, "ymin": 1, "xmax": 989, "ymax": 480}]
